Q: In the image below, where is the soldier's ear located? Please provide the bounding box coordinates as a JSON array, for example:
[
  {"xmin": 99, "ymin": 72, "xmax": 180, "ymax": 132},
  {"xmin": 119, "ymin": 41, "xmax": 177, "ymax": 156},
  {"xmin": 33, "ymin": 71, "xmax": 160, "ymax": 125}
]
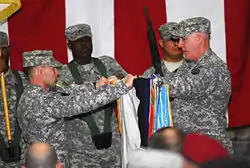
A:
[{"xmin": 159, "ymin": 39, "xmax": 164, "ymax": 48}]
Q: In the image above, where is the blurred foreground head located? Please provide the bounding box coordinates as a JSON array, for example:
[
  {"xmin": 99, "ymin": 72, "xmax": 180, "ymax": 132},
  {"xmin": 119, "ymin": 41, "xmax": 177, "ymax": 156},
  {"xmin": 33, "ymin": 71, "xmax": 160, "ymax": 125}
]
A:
[
  {"xmin": 24, "ymin": 142, "xmax": 61, "ymax": 168},
  {"xmin": 149, "ymin": 127, "xmax": 185, "ymax": 152}
]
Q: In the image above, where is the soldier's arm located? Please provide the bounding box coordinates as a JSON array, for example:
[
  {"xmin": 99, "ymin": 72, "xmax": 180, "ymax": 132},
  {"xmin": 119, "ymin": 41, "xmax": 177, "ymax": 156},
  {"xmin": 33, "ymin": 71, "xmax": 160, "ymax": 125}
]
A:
[
  {"xmin": 141, "ymin": 66, "xmax": 154, "ymax": 78},
  {"xmin": 50, "ymin": 80, "xmax": 130, "ymax": 118},
  {"xmin": 164, "ymin": 67, "xmax": 220, "ymax": 99},
  {"xmin": 99, "ymin": 56, "xmax": 128, "ymax": 77}
]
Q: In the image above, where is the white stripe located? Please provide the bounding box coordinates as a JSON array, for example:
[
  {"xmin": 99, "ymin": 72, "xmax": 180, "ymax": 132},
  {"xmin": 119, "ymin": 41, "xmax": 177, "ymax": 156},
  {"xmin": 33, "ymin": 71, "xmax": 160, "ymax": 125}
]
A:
[
  {"xmin": 65, "ymin": 0, "xmax": 114, "ymax": 62},
  {"xmin": 166, "ymin": 0, "xmax": 227, "ymax": 63}
]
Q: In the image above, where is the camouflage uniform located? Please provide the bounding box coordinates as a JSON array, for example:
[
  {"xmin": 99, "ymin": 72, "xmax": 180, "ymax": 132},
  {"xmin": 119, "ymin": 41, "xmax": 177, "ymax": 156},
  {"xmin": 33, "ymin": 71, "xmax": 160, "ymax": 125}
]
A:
[
  {"xmin": 143, "ymin": 22, "xmax": 184, "ymax": 77},
  {"xmin": 57, "ymin": 24, "xmax": 127, "ymax": 167},
  {"xmin": 163, "ymin": 17, "xmax": 233, "ymax": 153},
  {"xmin": 0, "ymin": 69, "xmax": 28, "ymax": 168},
  {"xmin": 17, "ymin": 50, "xmax": 130, "ymax": 168},
  {"xmin": 0, "ymin": 32, "xmax": 28, "ymax": 168}
]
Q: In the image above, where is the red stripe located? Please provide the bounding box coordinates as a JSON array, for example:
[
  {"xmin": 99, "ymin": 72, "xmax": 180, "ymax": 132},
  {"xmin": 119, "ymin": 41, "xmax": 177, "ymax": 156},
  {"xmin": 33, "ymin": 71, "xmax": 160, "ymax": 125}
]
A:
[
  {"xmin": 114, "ymin": 0, "xmax": 167, "ymax": 75},
  {"xmin": 225, "ymin": 0, "xmax": 250, "ymax": 127},
  {"xmin": 8, "ymin": 0, "xmax": 68, "ymax": 70}
]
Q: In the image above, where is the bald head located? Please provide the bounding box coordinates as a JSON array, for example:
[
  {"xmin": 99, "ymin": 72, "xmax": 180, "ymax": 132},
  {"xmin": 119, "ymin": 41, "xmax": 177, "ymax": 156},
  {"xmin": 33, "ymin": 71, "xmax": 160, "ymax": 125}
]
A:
[
  {"xmin": 25, "ymin": 142, "xmax": 58, "ymax": 168},
  {"xmin": 149, "ymin": 127, "xmax": 186, "ymax": 152}
]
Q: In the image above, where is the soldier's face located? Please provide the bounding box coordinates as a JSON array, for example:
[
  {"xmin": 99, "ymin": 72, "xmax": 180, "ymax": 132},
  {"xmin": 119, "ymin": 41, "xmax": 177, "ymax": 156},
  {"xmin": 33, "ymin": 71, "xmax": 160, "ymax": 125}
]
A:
[
  {"xmin": 179, "ymin": 34, "xmax": 200, "ymax": 61},
  {"xmin": 68, "ymin": 36, "xmax": 93, "ymax": 59},
  {"xmin": 1, "ymin": 46, "xmax": 10, "ymax": 65},
  {"xmin": 40, "ymin": 66, "xmax": 59, "ymax": 88},
  {"xmin": 0, "ymin": 56, "xmax": 7, "ymax": 73},
  {"xmin": 159, "ymin": 39, "xmax": 183, "ymax": 59}
]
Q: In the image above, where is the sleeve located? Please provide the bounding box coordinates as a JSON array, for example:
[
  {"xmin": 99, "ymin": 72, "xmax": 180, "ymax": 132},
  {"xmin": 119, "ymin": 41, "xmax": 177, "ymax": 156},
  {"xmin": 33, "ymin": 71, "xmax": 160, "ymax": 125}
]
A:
[
  {"xmin": 165, "ymin": 66, "xmax": 217, "ymax": 99},
  {"xmin": 141, "ymin": 66, "xmax": 155, "ymax": 78},
  {"xmin": 99, "ymin": 56, "xmax": 128, "ymax": 77},
  {"xmin": 62, "ymin": 82, "xmax": 96, "ymax": 93},
  {"xmin": 49, "ymin": 80, "xmax": 130, "ymax": 118},
  {"xmin": 17, "ymin": 94, "xmax": 44, "ymax": 143}
]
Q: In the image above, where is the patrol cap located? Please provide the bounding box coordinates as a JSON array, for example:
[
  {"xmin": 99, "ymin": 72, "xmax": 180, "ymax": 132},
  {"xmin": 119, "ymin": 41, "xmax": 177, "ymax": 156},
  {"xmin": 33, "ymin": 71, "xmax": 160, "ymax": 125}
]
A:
[
  {"xmin": 159, "ymin": 22, "xmax": 179, "ymax": 40},
  {"xmin": 0, "ymin": 31, "xmax": 9, "ymax": 47},
  {"xmin": 23, "ymin": 50, "xmax": 62, "ymax": 68},
  {"xmin": 65, "ymin": 23, "xmax": 92, "ymax": 41},
  {"xmin": 178, "ymin": 17, "xmax": 211, "ymax": 38}
]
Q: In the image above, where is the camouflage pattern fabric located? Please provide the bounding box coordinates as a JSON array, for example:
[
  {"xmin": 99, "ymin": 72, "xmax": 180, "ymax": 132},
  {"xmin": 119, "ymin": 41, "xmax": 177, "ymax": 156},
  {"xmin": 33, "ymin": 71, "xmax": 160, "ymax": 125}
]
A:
[
  {"xmin": 59, "ymin": 56, "xmax": 127, "ymax": 86},
  {"xmin": 162, "ymin": 49, "xmax": 234, "ymax": 154},
  {"xmin": 23, "ymin": 50, "xmax": 62, "ymax": 68},
  {"xmin": 58, "ymin": 56, "xmax": 127, "ymax": 167},
  {"xmin": 0, "ymin": 31, "xmax": 8, "ymax": 47},
  {"xmin": 65, "ymin": 24, "xmax": 92, "ymax": 41},
  {"xmin": 0, "ymin": 69, "xmax": 27, "ymax": 168},
  {"xmin": 17, "ymin": 80, "xmax": 129, "ymax": 168},
  {"xmin": 178, "ymin": 17, "xmax": 211, "ymax": 38},
  {"xmin": 159, "ymin": 22, "xmax": 179, "ymax": 40}
]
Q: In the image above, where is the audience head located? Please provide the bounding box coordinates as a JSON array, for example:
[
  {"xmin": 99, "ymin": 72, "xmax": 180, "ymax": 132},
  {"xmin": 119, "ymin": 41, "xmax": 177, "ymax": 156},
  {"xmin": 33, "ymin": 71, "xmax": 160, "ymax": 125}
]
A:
[
  {"xmin": 149, "ymin": 127, "xmax": 186, "ymax": 152},
  {"xmin": 24, "ymin": 142, "xmax": 61, "ymax": 168}
]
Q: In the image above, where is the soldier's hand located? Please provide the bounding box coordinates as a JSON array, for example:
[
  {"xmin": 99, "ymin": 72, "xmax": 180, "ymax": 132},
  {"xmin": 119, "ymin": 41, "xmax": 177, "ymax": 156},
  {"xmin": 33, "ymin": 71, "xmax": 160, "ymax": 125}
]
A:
[
  {"xmin": 108, "ymin": 76, "xmax": 118, "ymax": 82},
  {"xmin": 96, "ymin": 77, "xmax": 108, "ymax": 88},
  {"xmin": 123, "ymin": 74, "xmax": 137, "ymax": 88}
]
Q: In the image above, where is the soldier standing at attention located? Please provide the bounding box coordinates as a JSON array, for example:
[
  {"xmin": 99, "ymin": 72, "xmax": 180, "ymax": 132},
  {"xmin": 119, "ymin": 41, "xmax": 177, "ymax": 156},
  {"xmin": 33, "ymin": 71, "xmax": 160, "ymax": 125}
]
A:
[
  {"xmin": 58, "ymin": 24, "xmax": 127, "ymax": 167},
  {"xmin": 17, "ymin": 50, "xmax": 136, "ymax": 168}
]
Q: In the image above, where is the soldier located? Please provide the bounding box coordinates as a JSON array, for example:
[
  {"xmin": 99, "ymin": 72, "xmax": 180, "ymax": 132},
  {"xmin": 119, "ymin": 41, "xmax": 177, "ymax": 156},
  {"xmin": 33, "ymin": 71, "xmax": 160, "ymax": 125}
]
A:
[
  {"xmin": 162, "ymin": 17, "xmax": 233, "ymax": 153},
  {"xmin": 0, "ymin": 32, "xmax": 27, "ymax": 167},
  {"xmin": 143, "ymin": 22, "xmax": 184, "ymax": 77},
  {"xmin": 17, "ymin": 50, "xmax": 135, "ymax": 168},
  {"xmin": 58, "ymin": 24, "xmax": 127, "ymax": 167}
]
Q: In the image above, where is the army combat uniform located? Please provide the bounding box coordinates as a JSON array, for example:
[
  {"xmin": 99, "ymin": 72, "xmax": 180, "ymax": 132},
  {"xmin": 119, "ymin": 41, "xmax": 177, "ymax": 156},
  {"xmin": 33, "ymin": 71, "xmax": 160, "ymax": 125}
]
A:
[
  {"xmin": 17, "ymin": 50, "xmax": 130, "ymax": 168},
  {"xmin": 58, "ymin": 24, "xmax": 128, "ymax": 168},
  {"xmin": 0, "ymin": 32, "xmax": 28, "ymax": 168},
  {"xmin": 163, "ymin": 17, "xmax": 233, "ymax": 154}
]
